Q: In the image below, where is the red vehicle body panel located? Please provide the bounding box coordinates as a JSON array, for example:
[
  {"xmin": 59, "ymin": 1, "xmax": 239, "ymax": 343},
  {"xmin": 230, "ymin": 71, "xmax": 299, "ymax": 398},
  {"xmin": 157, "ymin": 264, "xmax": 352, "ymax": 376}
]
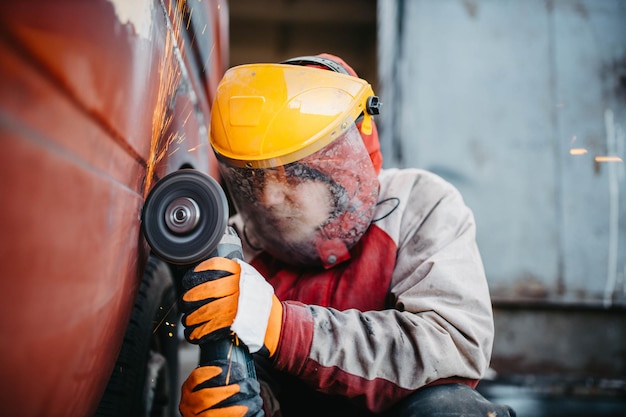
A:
[{"xmin": 0, "ymin": 1, "xmax": 228, "ymax": 416}]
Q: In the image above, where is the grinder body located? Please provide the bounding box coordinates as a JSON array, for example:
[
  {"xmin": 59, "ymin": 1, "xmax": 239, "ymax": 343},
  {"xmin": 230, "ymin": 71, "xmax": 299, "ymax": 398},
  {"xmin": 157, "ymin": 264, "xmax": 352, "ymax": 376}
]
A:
[
  {"xmin": 141, "ymin": 170, "xmax": 256, "ymax": 377},
  {"xmin": 190, "ymin": 227, "xmax": 257, "ymax": 377}
]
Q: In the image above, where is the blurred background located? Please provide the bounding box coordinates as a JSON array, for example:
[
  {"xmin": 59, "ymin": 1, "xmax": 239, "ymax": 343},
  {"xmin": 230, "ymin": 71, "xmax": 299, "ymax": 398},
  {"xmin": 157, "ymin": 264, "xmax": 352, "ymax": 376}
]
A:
[{"xmin": 226, "ymin": 0, "xmax": 626, "ymax": 415}]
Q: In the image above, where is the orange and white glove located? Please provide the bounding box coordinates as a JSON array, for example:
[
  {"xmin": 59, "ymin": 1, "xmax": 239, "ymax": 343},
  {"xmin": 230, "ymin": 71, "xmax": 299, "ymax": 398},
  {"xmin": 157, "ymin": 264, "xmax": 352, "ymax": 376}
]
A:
[
  {"xmin": 181, "ymin": 257, "xmax": 283, "ymax": 357},
  {"xmin": 180, "ymin": 360, "xmax": 263, "ymax": 417}
]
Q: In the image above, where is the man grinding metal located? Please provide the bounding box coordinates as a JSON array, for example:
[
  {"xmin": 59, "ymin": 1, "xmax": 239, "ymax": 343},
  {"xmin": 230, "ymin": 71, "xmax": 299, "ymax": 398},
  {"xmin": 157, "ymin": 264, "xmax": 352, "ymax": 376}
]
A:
[{"xmin": 178, "ymin": 54, "xmax": 516, "ymax": 417}]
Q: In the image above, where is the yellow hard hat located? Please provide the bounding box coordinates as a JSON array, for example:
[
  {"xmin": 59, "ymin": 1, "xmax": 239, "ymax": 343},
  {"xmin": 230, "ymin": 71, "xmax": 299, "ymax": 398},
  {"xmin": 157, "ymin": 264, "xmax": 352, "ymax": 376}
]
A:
[{"xmin": 210, "ymin": 63, "xmax": 379, "ymax": 168}]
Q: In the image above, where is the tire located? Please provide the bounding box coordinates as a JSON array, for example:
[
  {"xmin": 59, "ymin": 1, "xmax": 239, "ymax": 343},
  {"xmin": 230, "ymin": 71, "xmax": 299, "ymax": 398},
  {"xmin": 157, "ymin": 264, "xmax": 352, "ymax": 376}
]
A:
[{"xmin": 95, "ymin": 255, "xmax": 180, "ymax": 417}]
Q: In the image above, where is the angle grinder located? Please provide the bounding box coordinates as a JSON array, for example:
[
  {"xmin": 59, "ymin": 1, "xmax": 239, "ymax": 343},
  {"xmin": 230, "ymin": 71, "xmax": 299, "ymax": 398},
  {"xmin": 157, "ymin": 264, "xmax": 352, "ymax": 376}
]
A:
[{"xmin": 141, "ymin": 169, "xmax": 256, "ymax": 378}]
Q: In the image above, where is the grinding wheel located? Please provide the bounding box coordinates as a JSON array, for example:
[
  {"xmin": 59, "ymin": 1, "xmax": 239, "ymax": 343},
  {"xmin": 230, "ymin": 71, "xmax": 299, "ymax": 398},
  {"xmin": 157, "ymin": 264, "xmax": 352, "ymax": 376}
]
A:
[{"xmin": 142, "ymin": 170, "xmax": 228, "ymax": 265}]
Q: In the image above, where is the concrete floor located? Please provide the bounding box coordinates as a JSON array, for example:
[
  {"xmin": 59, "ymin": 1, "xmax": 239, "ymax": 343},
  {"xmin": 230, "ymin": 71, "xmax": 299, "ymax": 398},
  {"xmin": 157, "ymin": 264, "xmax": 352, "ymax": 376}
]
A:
[{"xmin": 477, "ymin": 377, "xmax": 626, "ymax": 417}]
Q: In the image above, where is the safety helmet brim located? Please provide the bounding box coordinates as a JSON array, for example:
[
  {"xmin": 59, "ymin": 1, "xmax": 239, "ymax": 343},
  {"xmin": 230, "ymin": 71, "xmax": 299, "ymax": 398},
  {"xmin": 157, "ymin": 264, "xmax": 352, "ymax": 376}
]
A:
[{"xmin": 210, "ymin": 63, "xmax": 377, "ymax": 168}]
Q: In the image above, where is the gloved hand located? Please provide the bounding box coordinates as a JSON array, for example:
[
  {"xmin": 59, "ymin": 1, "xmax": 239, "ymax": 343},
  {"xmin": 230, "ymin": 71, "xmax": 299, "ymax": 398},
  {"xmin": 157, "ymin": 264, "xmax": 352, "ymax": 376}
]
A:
[
  {"xmin": 181, "ymin": 257, "xmax": 283, "ymax": 357},
  {"xmin": 180, "ymin": 360, "xmax": 264, "ymax": 417}
]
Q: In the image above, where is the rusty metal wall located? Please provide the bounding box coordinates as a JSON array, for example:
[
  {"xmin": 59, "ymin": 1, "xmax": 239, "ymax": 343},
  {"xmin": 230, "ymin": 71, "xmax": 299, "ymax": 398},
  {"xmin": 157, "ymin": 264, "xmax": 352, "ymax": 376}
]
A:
[{"xmin": 378, "ymin": 0, "xmax": 626, "ymax": 307}]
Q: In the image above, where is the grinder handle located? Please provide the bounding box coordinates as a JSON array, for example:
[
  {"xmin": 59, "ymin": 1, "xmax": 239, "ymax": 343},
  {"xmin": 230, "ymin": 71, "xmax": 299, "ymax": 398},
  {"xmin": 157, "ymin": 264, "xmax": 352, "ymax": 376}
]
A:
[
  {"xmin": 187, "ymin": 227, "xmax": 257, "ymax": 379},
  {"xmin": 199, "ymin": 337, "xmax": 256, "ymax": 378}
]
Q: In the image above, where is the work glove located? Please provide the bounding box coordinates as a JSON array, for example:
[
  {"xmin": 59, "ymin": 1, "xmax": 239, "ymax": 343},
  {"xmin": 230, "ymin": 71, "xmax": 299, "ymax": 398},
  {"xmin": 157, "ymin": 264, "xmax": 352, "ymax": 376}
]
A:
[
  {"xmin": 181, "ymin": 257, "xmax": 283, "ymax": 357},
  {"xmin": 180, "ymin": 360, "xmax": 264, "ymax": 417}
]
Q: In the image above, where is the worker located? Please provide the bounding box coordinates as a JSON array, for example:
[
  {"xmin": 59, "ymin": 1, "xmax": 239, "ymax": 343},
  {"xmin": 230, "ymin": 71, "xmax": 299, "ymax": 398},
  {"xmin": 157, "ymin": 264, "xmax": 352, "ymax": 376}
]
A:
[{"xmin": 178, "ymin": 54, "xmax": 516, "ymax": 417}]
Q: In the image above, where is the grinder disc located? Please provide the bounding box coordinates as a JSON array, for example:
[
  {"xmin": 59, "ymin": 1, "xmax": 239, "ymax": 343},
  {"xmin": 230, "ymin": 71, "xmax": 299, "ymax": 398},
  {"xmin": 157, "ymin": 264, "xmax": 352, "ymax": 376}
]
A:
[{"xmin": 142, "ymin": 170, "xmax": 228, "ymax": 265}]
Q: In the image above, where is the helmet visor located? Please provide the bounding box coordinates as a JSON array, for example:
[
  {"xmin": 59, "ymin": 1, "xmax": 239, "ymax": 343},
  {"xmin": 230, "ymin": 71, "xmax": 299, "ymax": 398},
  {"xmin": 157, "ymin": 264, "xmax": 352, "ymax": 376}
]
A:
[{"xmin": 219, "ymin": 122, "xmax": 379, "ymax": 267}]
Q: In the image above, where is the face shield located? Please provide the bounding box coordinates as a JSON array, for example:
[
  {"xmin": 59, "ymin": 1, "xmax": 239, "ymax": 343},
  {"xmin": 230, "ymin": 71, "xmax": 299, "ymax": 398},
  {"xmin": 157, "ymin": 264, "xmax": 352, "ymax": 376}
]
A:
[
  {"xmin": 210, "ymin": 63, "xmax": 381, "ymax": 267},
  {"xmin": 219, "ymin": 123, "xmax": 378, "ymax": 267}
]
